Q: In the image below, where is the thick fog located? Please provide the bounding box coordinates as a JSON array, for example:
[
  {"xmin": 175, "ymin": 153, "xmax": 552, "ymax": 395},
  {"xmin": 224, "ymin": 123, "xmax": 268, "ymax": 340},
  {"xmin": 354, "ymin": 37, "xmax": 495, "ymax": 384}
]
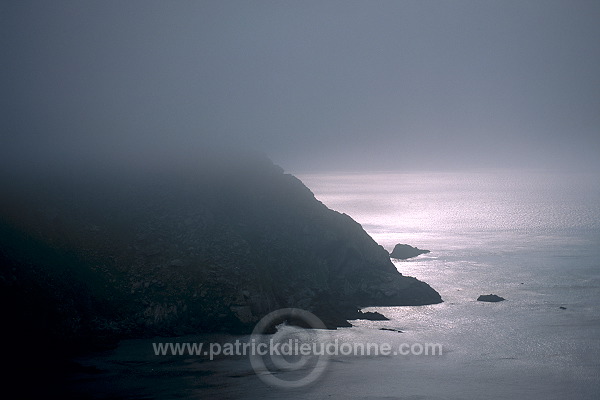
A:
[{"xmin": 2, "ymin": 0, "xmax": 599, "ymax": 173}]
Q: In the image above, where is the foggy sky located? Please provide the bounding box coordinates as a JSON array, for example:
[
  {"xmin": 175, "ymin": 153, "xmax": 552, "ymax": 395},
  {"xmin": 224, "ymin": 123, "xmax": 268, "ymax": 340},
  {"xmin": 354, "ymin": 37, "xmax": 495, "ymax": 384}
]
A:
[{"xmin": 2, "ymin": 0, "xmax": 600, "ymax": 172}]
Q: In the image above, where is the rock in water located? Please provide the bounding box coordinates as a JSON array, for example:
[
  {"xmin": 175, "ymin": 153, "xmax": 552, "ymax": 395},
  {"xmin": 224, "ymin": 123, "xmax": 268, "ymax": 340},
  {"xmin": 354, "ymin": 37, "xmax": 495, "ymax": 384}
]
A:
[
  {"xmin": 477, "ymin": 294, "xmax": 505, "ymax": 302},
  {"xmin": 390, "ymin": 244, "xmax": 430, "ymax": 259},
  {"xmin": 379, "ymin": 327, "xmax": 403, "ymax": 333},
  {"xmin": 349, "ymin": 310, "xmax": 389, "ymax": 321}
]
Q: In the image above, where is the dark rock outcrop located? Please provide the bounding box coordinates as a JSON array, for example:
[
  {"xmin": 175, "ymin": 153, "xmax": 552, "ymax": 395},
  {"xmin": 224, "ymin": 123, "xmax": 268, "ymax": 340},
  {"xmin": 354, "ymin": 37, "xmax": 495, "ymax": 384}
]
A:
[
  {"xmin": 390, "ymin": 244, "xmax": 430, "ymax": 260},
  {"xmin": 349, "ymin": 310, "xmax": 389, "ymax": 321},
  {"xmin": 477, "ymin": 294, "xmax": 505, "ymax": 302},
  {"xmin": 0, "ymin": 153, "xmax": 442, "ymax": 353},
  {"xmin": 380, "ymin": 327, "xmax": 403, "ymax": 333}
]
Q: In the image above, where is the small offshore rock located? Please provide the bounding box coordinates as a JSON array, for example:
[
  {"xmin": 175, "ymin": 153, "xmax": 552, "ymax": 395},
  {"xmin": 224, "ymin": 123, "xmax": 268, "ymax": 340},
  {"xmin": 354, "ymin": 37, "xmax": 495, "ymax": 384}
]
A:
[
  {"xmin": 477, "ymin": 294, "xmax": 505, "ymax": 302},
  {"xmin": 379, "ymin": 327, "xmax": 403, "ymax": 333},
  {"xmin": 390, "ymin": 244, "xmax": 430, "ymax": 260}
]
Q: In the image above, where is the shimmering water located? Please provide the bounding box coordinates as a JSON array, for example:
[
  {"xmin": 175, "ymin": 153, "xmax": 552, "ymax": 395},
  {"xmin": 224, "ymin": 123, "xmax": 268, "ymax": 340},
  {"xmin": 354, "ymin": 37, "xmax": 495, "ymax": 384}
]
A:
[
  {"xmin": 73, "ymin": 170, "xmax": 600, "ymax": 399},
  {"xmin": 296, "ymin": 170, "xmax": 600, "ymax": 399}
]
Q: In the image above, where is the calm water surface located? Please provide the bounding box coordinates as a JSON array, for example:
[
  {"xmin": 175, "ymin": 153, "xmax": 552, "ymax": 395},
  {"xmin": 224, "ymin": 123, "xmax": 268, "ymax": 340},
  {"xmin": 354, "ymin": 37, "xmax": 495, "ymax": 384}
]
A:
[
  {"xmin": 73, "ymin": 170, "xmax": 600, "ymax": 399},
  {"xmin": 297, "ymin": 170, "xmax": 600, "ymax": 399}
]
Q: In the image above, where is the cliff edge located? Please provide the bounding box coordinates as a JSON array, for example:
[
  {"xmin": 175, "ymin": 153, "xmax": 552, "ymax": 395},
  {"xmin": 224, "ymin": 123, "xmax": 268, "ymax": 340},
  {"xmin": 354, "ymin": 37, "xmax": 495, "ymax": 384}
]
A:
[{"xmin": 0, "ymin": 153, "xmax": 442, "ymax": 352}]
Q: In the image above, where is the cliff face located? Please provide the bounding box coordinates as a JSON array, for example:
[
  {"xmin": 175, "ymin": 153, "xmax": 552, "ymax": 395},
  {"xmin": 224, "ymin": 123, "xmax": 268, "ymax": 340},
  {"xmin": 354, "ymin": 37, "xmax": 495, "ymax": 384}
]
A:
[{"xmin": 0, "ymin": 154, "xmax": 441, "ymax": 351}]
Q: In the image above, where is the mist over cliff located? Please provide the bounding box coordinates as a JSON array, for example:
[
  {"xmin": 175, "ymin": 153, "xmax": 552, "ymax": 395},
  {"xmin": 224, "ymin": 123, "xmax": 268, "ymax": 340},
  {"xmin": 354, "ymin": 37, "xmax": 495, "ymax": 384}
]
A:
[
  {"xmin": 3, "ymin": 1, "xmax": 599, "ymax": 173},
  {"xmin": 0, "ymin": 151, "xmax": 441, "ymax": 361}
]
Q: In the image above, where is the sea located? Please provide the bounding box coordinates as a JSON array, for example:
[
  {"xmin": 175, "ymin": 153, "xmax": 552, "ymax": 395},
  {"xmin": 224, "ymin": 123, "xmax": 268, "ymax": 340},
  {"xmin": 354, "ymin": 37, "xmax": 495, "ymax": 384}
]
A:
[{"xmin": 71, "ymin": 170, "xmax": 600, "ymax": 399}]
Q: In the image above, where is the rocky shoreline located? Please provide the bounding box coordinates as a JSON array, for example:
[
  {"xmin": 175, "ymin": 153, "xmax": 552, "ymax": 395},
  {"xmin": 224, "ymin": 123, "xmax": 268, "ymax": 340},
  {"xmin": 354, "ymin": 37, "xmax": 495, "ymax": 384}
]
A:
[{"xmin": 0, "ymin": 154, "xmax": 442, "ymax": 355}]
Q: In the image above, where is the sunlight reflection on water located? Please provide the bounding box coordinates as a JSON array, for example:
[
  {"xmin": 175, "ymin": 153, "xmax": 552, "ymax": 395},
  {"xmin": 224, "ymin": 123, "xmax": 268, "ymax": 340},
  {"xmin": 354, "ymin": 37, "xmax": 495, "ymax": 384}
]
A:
[{"xmin": 296, "ymin": 170, "xmax": 600, "ymax": 399}]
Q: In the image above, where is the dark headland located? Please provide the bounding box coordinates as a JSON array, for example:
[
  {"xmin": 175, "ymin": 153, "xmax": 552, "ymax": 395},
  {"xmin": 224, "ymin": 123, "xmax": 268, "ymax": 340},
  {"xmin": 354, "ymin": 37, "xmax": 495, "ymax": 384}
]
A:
[{"xmin": 0, "ymin": 152, "xmax": 441, "ymax": 387}]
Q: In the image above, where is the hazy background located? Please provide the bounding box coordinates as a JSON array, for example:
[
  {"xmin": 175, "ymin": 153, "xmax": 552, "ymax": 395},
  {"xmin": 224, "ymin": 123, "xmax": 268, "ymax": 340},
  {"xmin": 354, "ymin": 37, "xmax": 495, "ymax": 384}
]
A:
[{"xmin": 2, "ymin": 0, "xmax": 599, "ymax": 173}]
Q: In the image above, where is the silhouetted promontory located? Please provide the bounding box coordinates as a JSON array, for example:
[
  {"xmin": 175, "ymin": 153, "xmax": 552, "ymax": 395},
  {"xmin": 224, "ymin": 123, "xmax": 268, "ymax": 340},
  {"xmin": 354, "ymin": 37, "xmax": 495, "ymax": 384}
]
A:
[{"xmin": 0, "ymin": 152, "xmax": 441, "ymax": 354}]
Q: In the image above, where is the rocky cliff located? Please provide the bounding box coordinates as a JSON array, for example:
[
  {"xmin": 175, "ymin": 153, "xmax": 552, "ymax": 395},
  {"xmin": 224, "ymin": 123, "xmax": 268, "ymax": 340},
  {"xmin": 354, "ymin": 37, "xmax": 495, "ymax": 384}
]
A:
[{"xmin": 0, "ymin": 153, "xmax": 441, "ymax": 352}]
